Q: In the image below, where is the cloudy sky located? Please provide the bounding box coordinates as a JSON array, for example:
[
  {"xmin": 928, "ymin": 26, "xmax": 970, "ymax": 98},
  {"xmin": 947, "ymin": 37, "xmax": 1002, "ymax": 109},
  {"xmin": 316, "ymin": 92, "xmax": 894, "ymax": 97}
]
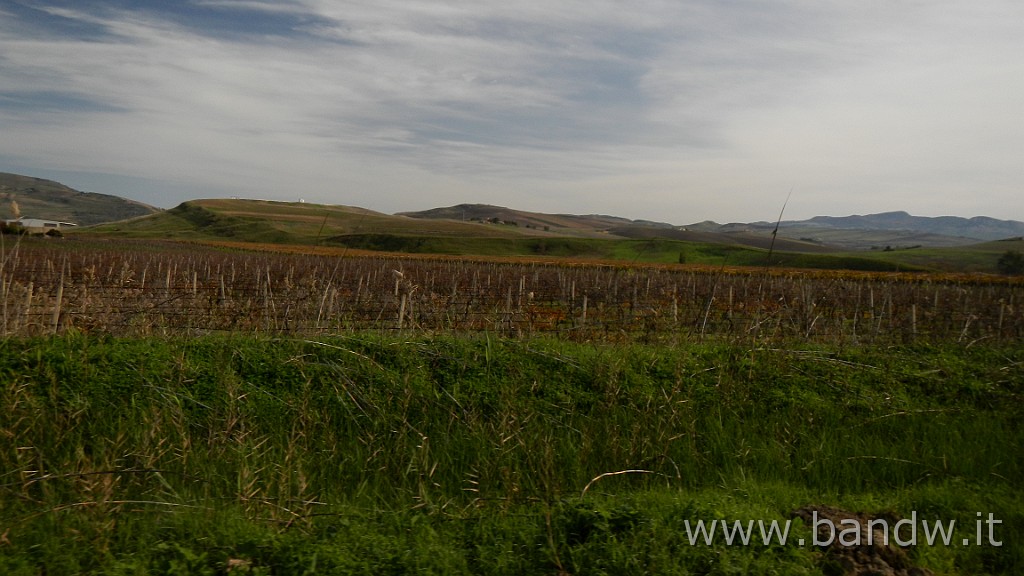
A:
[{"xmin": 1, "ymin": 0, "xmax": 1022, "ymax": 224}]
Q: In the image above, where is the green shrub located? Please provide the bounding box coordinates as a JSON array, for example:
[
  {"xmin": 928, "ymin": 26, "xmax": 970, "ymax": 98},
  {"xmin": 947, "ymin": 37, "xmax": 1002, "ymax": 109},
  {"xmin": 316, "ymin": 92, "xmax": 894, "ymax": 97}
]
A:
[{"xmin": 997, "ymin": 250, "xmax": 1024, "ymax": 275}]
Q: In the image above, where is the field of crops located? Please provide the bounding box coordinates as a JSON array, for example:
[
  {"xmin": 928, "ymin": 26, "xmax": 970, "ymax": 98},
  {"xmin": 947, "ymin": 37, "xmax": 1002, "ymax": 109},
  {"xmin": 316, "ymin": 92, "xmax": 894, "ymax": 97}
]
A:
[
  {"xmin": 2, "ymin": 236, "xmax": 1022, "ymax": 575},
  {"xmin": 3, "ymin": 238, "xmax": 1022, "ymax": 343}
]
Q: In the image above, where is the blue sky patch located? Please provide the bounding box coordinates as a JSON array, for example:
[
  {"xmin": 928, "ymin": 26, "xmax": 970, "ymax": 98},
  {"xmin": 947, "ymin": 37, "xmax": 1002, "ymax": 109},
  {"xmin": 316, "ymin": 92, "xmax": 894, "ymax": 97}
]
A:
[
  {"xmin": 0, "ymin": 90, "xmax": 125, "ymax": 114},
  {"xmin": 9, "ymin": 0, "xmax": 334, "ymax": 41}
]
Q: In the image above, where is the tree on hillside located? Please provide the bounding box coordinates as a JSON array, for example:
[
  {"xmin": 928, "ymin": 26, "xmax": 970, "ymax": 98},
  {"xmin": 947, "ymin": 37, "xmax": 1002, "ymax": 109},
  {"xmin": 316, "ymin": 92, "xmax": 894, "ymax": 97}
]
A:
[{"xmin": 997, "ymin": 250, "xmax": 1024, "ymax": 275}]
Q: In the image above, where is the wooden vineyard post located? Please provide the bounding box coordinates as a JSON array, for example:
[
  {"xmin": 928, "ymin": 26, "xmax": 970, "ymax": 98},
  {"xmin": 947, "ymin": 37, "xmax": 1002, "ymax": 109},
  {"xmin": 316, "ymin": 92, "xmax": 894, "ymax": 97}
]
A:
[
  {"xmin": 999, "ymin": 297, "xmax": 1007, "ymax": 338},
  {"xmin": 316, "ymin": 282, "xmax": 331, "ymax": 329},
  {"xmin": 23, "ymin": 281, "xmax": 33, "ymax": 333},
  {"xmin": 1, "ymin": 277, "xmax": 7, "ymax": 336},
  {"xmin": 51, "ymin": 266, "xmax": 65, "ymax": 334},
  {"xmin": 398, "ymin": 293, "xmax": 407, "ymax": 330}
]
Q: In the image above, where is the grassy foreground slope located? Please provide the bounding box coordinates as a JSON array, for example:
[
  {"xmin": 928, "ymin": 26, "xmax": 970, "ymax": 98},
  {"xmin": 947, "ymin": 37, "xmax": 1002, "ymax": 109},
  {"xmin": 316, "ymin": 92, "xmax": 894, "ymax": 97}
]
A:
[{"xmin": 1, "ymin": 335, "xmax": 1020, "ymax": 574}]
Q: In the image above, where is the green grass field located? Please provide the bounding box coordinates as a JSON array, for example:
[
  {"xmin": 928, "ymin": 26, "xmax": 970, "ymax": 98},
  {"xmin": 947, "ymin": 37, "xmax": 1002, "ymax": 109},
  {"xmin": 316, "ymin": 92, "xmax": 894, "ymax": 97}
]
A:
[
  {"xmin": 326, "ymin": 234, "xmax": 924, "ymax": 271},
  {"xmin": 857, "ymin": 238, "xmax": 1024, "ymax": 273},
  {"xmin": 2, "ymin": 334, "xmax": 1020, "ymax": 574}
]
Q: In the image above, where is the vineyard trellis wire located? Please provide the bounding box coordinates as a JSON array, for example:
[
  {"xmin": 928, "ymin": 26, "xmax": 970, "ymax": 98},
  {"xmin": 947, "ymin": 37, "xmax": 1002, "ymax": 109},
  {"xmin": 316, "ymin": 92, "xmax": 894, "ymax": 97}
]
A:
[{"xmin": 2, "ymin": 239, "xmax": 1021, "ymax": 343}]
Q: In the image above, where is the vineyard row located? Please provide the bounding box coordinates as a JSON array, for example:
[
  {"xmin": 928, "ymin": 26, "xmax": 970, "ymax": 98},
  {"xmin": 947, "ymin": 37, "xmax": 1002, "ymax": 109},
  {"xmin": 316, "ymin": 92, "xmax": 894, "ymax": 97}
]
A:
[{"xmin": 2, "ymin": 241, "xmax": 1021, "ymax": 343}]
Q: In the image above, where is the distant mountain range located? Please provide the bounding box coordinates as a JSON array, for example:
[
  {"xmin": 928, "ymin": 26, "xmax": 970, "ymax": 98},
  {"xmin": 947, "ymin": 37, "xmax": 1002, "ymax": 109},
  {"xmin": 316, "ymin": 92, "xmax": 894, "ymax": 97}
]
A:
[
  {"xmin": 0, "ymin": 172, "xmax": 157, "ymax": 226},
  {"xmin": 686, "ymin": 211, "xmax": 1024, "ymax": 250},
  {"xmin": 790, "ymin": 212, "xmax": 1024, "ymax": 239},
  {"xmin": 3, "ymin": 171, "xmax": 1023, "ymax": 251},
  {"xmin": 402, "ymin": 204, "xmax": 1024, "ymax": 251}
]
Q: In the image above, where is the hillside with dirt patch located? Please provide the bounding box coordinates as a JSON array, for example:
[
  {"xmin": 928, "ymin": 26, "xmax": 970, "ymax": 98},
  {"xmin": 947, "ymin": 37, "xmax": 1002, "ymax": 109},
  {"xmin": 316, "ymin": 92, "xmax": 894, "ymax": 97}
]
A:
[{"xmin": 0, "ymin": 172, "xmax": 157, "ymax": 226}]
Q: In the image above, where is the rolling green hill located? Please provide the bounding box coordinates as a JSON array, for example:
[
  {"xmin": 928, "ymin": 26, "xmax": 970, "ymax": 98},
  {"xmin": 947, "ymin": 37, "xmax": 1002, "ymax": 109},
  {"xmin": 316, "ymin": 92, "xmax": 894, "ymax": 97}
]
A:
[
  {"xmin": 398, "ymin": 203, "xmax": 669, "ymax": 237},
  {"xmin": 73, "ymin": 195, "xmax": 1024, "ymax": 274},
  {"xmin": 88, "ymin": 198, "xmax": 554, "ymax": 243},
  {"xmin": 854, "ymin": 237, "xmax": 1024, "ymax": 273},
  {"xmin": 0, "ymin": 172, "xmax": 157, "ymax": 225},
  {"xmin": 400, "ymin": 203, "xmax": 838, "ymax": 253},
  {"xmin": 85, "ymin": 198, "xmax": 927, "ymax": 272}
]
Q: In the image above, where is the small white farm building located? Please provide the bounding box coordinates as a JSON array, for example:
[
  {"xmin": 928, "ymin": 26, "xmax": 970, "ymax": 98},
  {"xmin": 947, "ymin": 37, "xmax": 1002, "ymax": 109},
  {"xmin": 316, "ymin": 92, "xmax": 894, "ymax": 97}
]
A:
[{"xmin": 2, "ymin": 217, "xmax": 78, "ymax": 231}]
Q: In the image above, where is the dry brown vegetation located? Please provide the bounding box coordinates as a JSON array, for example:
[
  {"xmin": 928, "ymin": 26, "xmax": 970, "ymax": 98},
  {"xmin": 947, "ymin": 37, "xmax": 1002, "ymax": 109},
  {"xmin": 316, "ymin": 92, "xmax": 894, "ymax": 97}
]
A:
[{"xmin": 2, "ymin": 237, "xmax": 1020, "ymax": 343}]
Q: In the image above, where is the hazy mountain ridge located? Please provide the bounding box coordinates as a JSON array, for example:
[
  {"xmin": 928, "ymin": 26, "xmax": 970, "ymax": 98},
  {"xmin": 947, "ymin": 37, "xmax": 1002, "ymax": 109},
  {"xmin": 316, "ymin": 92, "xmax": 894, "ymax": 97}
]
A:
[
  {"xmin": 0, "ymin": 172, "xmax": 158, "ymax": 226},
  {"xmin": 737, "ymin": 211, "xmax": 1024, "ymax": 242},
  {"xmin": 676, "ymin": 212, "xmax": 1022, "ymax": 251}
]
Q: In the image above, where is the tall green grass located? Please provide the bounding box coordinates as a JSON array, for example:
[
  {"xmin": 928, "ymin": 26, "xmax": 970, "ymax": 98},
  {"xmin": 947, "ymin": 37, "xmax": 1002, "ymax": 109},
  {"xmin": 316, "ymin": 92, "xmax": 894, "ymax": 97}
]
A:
[{"xmin": 1, "ymin": 335, "xmax": 1020, "ymax": 573}]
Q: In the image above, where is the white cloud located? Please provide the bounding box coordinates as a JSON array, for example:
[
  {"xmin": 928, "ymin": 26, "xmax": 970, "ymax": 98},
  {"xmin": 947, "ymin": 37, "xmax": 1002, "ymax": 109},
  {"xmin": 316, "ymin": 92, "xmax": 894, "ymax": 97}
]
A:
[
  {"xmin": 1, "ymin": 0, "xmax": 1023, "ymax": 223},
  {"xmin": 190, "ymin": 0, "xmax": 312, "ymax": 14}
]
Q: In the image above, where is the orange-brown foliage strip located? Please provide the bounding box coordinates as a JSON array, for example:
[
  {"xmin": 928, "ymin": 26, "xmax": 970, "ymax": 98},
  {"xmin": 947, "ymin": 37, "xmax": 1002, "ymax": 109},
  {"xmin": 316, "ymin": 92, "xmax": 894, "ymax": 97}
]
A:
[{"xmin": 1, "ymin": 237, "xmax": 1021, "ymax": 342}]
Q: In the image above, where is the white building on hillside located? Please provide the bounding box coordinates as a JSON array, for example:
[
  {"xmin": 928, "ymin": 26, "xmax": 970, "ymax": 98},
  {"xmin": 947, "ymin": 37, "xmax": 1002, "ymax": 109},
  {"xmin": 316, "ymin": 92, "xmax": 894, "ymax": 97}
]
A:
[{"xmin": 2, "ymin": 217, "xmax": 78, "ymax": 231}]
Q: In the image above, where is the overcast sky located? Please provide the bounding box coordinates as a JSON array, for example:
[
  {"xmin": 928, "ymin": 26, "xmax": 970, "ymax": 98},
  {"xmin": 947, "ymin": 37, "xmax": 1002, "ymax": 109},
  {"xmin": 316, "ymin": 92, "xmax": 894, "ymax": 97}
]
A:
[{"xmin": 2, "ymin": 0, "xmax": 1022, "ymax": 224}]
